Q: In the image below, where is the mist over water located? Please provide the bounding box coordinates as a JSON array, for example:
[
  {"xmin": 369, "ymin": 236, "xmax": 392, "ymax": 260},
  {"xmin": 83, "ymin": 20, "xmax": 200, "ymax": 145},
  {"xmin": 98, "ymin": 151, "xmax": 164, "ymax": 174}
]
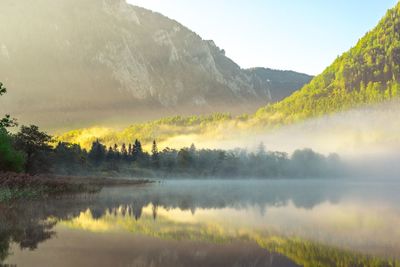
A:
[
  {"xmin": 163, "ymin": 100, "xmax": 400, "ymax": 178},
  {"xmin": 3, "ymin": 179, "xmax": 400, "ymax": 266}
]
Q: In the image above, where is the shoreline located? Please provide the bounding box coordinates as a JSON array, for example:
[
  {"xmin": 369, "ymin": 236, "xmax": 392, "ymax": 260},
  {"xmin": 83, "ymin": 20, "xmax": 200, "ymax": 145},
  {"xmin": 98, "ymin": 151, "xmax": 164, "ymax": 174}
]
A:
[{"xmin": 0, "ymin": 172, "xmax": 154, "ymax": 202}]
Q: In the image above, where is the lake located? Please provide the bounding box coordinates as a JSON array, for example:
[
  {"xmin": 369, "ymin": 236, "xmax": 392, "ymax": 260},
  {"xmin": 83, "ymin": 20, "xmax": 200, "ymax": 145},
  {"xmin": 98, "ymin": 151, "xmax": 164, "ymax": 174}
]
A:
[{"xmin": 1, "ymin": 179, "xmax": 400, "ymax": 267}]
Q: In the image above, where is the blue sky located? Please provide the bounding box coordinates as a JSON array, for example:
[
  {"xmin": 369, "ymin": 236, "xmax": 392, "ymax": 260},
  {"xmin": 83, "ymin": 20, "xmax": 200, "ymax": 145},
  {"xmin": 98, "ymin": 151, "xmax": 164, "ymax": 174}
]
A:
[{"xmin": 127, "ymin": 0, "xmax": 398, "ymax": 75}]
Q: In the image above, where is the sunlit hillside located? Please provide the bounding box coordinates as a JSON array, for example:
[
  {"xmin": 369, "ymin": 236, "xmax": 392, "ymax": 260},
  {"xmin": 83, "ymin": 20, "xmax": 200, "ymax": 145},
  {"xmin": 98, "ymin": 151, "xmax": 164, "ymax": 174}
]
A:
[
  {"xmin": 57, "ymin": 2, "xmax": 400, "ymax": 150},
  {"xmin": 255, "ymin": 1, "xmax": 400, "ymax": 124}
]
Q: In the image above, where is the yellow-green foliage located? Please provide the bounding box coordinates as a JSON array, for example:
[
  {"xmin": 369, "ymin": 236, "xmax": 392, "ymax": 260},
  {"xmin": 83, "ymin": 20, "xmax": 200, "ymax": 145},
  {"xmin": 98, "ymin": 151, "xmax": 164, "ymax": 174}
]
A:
[
  {"xmin": 57, "ymin": 113, "xmax": 234, "ymax": 149},
  {"xmin": 255, "ymin": 2, "xmax": 400, "ymax": 124}
]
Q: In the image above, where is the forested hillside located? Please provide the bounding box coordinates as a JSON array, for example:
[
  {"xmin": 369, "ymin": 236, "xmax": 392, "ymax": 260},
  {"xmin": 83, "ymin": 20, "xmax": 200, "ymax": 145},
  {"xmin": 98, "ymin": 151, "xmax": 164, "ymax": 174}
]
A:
[{"xmin": 255, "ymin": 2, "xmax": 400, "ymax": 124}]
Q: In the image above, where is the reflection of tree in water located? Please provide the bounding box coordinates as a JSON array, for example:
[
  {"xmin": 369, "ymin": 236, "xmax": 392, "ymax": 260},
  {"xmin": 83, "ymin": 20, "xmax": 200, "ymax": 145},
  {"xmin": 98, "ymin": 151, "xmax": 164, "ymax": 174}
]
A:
[
  {"xmin": 0, "ymin": 196, "xmax": 98, "ymax": 264},
  {"xmin": 0, "ymin": 231, "xmax": 11, "ymax": 263},
  {"xmin": 0, "ymin": 205, "xmax": 55, "ymax": 263},
  {"xmin": 1, "ymin": 179, "xmax": 397, "ymax": 262},
  {"xmin": 1, "ymin": 181, "xmax": 400, "ymax": 266},
  {"xmin": 0, "ymin": 194, "xmax": 160, "ymax": 264},
  {"xmin": 91, "ymin": 180, "xmax": 354, "ymax": 215}
]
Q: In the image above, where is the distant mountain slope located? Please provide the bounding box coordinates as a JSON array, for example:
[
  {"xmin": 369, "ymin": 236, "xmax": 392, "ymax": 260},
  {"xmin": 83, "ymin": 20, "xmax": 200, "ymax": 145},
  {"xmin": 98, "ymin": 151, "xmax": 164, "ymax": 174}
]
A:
[
  {"xmin": 255, "ymin": 1, "xmax": 400, "ymax": 124},
  {"xmin": 245, "ymin": 68, "xmax": 313, "ymax": 102},
  {"xmin": 0, "ymin": 0, "xmax": 310, "ymax": 130}
]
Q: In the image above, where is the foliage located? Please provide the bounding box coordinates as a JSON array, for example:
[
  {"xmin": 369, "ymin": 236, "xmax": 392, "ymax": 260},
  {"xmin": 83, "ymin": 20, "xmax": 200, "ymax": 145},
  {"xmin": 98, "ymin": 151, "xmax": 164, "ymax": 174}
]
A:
[
  {"xmin": 56, "ymin": 113, "xmax": 234, "ymax": 150},
  {"xmin": 45, "ymin": 136, "xmax": 343, "ymax": 178},
  {"xmin": 14, "ymin": 125, "xmax": 52, "ymax": 174},
  {"xmin": 52, "ymin": 142, "xmax": 88, "ymax": 175},
  {"xmin": 0, "ymin": 172, "xmax": 105, "ymax": 203},
  {"xmin": 0, "ymin": 128, "xmax": 25, "ymax": 172},
  {"xmin": 2, "ymin": 123, "xmax": 343, "ymax": 178},
  {"xmin": 0, "ymin": 83, "xmax": 17, "ymax": 128},
  {"xmin": 88, "ymin": 140, "xmax": 106, "ymax": 166},
  {"xmin": 0, "ymin": 82, "xmax": 24, "ymax": 173},
  {"xmin": 255, "ymin": 2, "xmax": 400, "ymax": 124}
]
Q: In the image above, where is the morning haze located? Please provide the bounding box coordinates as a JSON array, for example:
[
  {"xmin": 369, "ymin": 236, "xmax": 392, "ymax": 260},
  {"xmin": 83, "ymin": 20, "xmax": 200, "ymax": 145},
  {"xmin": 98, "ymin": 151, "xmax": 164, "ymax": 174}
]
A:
[{"xmin": 0, "ymin": 1, "xmax": 400, "ymax": 266}]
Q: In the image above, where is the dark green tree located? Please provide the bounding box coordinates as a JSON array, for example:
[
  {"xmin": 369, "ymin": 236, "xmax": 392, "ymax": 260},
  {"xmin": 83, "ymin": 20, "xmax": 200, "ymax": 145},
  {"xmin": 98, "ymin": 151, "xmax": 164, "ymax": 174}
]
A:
[
  {"xmin": 88, "ymin": 139, "xmax": 106, "ymax": 166},
  {"xmin": 52, "ymin": 142, "xmax": 87, "ymax": 175},
  {"xmin": 14, "ymin": 125, "xmax": 52, "ymax": 173},
  {"xmin": 106, "ymin": 146, "xmax": 114, "ymax": 161},
  {"xmin": 128, "ymin": 144, "xmax": 133, "ymax": 157},
  {"xmin": 132, "ymin": 139, "xmax": 143, "ymax": 161},
  {"xmin": 0, "ymin": 83, "xmax": 25, "ymax": 172},
  {"xmin": 113, "ymin": 144, "xmax": 121, "ymax": 161},
  {"xmin": 177, "ymin": 148, "xmax": 192, "ymax": 170},
  {"xmin": 151, "ymin": 140, "xmax": 159, "ymax": 168},
  {"xmin": 0, "ymin": 128, "xmax": 25, "ymax": 172},
  {"xmin": 121, "ymin": 143, "xmax": 128, "ymax": 161}
]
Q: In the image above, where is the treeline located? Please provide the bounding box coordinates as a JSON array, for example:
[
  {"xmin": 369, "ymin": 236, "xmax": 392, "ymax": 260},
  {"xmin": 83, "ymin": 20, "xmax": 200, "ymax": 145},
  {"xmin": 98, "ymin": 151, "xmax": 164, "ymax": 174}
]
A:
[
  {"xmin": 58, "ymin": 113, "xmax": 233, "ymax": 150},
  {"xmin": 0, "ymin": 124, "xmax": 342, "ymax": 178},
  {"xmin": 56, "ymin": 140, "xmax": 343, "ymax": 178},
  {"xmin": 0, "ymin": 82, "xmax": 342, "ymax": 178}
]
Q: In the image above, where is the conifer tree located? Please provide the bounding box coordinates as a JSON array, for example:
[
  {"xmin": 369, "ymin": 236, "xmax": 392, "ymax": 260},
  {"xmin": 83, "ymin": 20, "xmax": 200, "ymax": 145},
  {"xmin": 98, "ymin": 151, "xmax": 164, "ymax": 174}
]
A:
[
  {"xmin": 151, "ymin": 140, "xmax": 159, "ymax": 168},
  {"xmin": 121, "ymin": 143, "xmax": 128, "ymax": 161}
]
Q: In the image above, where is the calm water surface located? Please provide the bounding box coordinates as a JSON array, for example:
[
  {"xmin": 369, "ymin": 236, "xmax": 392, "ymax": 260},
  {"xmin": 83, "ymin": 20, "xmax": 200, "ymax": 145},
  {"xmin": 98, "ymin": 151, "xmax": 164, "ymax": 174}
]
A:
[{"xmin": 1, "ymin": 179, "xmax": 400, "ymax": 267}]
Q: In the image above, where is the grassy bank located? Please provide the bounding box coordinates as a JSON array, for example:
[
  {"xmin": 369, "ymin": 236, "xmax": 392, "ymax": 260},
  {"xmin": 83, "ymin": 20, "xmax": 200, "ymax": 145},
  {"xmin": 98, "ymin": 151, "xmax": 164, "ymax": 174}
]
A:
[{"xmin": 0, "ymin": 172, "xmax": 152, "ymax": 202}]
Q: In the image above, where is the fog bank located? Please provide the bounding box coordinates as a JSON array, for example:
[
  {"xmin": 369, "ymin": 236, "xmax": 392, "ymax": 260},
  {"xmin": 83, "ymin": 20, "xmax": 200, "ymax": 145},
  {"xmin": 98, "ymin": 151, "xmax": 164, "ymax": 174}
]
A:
[{"xmin": 162, "ymin": 100, "xmax": 400, "ymax": 178}]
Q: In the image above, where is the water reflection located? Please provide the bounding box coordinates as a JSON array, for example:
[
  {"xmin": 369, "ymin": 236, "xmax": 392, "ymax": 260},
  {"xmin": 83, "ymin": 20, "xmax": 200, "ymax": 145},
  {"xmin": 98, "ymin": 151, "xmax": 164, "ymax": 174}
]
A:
[{"xmin": 1, "ymin": 179, "xmax": 400, "ymax": 267}]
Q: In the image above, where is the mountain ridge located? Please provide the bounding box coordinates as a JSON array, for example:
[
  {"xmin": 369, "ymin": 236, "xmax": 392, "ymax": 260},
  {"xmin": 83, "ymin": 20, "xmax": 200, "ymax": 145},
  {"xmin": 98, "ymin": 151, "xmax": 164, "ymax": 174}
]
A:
[{"xmin": 0, "ymin": 0, "xmax": 311, "ymax": 130}]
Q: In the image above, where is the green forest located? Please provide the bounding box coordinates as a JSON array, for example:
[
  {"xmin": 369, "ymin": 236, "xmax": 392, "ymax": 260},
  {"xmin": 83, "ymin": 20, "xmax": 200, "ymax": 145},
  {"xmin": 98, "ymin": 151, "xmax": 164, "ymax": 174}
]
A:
[
  {"xmin": 1, "ymin": 125, "xmax": 343, "ymax": 179},
  {"xmin": 255, "ymin": 1, "xmax": 400, "ymax": 125}
]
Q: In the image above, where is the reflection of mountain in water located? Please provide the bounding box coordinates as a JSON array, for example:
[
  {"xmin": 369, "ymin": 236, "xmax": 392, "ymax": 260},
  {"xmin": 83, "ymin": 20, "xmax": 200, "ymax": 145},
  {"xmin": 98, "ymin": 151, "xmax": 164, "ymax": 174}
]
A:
[
  {"xmin": 0, "ymin": 197, "xmax": 301, "ymax": 267},
  {"xmin": 1, "ymin": 180, "xmax": 400, "ymax": 266}
]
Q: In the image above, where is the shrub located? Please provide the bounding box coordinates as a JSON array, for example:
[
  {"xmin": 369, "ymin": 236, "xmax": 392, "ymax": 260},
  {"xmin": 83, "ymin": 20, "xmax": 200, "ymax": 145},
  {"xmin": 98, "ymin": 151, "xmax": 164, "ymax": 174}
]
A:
[{"xmin": 0, "ymin": 128, "xmax": 25, "ymax": 172}]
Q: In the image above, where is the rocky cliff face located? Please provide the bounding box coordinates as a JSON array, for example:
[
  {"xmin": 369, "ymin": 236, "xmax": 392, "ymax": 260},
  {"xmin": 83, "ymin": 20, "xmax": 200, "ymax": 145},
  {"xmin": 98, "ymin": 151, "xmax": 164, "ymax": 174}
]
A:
[{"xmin": 0, "ymin": 0, "xmax": 311, "ymax": 129}]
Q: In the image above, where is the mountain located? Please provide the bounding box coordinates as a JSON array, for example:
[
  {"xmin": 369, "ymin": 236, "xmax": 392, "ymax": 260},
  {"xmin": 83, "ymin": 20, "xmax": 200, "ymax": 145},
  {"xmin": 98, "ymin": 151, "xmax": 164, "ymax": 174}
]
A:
[
  {"xmin": 0, "ymin": 0, "xmax": 311, "ymax": 130},
  {"xmin": 245, "ymin": 68, "xmax": 314, "ymax": 102},
  {"xmin": 255, "ymin": 1, "xmax": 400, "ymax": 124},
  {"xmin": 57, "ymin": 2, "xmax": 400, "ymax": 150}
]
